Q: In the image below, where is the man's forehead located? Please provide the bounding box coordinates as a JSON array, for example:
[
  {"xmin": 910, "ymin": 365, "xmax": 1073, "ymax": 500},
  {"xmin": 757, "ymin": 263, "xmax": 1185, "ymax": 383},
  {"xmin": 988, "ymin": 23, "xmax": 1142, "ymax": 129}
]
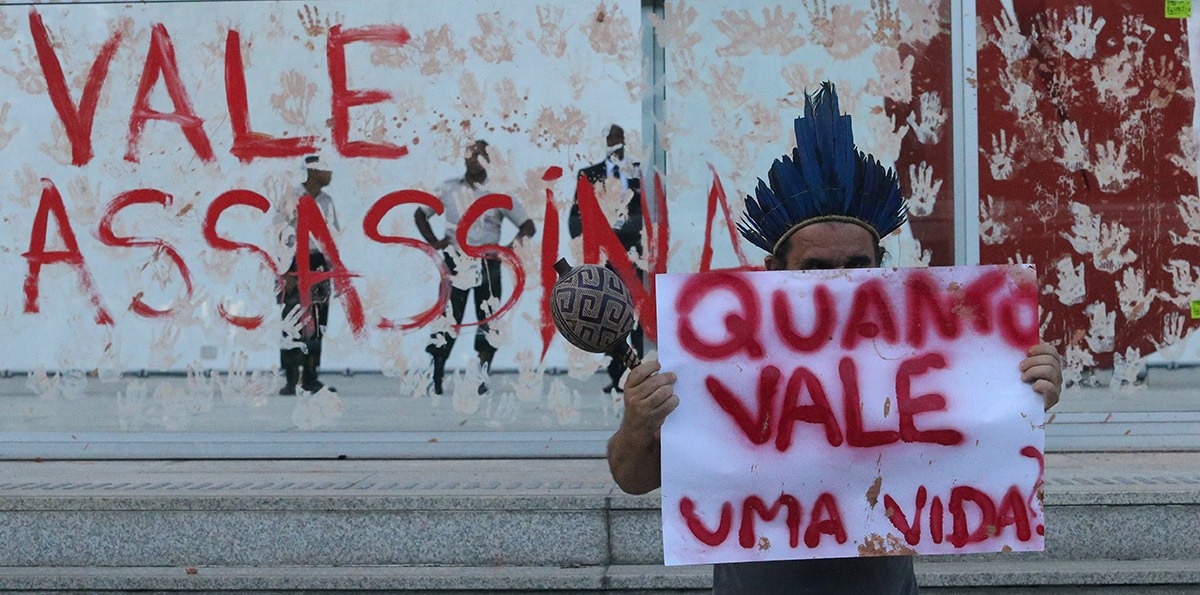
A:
[
  {"xmin": 782, "ymin": 221, "xmax": 878, "ymax": 269},
  {"xmin": 789, "ymin": 221, "xmax": 875, "ymax": 247}
]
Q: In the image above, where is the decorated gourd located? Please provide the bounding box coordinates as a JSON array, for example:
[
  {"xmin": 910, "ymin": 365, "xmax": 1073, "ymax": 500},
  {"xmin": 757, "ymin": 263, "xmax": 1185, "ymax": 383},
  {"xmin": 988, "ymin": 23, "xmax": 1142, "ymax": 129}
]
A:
[{"xmin": 549, "ymin": 258, "xmax": 641, "ymax": 369}]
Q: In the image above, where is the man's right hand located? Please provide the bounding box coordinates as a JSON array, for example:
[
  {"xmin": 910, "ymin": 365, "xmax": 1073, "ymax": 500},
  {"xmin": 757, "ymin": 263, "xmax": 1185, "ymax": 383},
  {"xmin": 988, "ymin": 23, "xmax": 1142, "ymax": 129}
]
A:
[
  {"xmin": 620, "ymin": 360, "xmax": 679, "ymax": 443},
  {"xmin": 608, "ymin": 359, "xmax": 678, "ymax": 494}
]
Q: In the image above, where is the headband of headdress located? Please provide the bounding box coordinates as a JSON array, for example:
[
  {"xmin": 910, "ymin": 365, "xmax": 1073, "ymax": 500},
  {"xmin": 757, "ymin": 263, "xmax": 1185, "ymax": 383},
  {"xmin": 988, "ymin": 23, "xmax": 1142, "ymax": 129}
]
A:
[{"xmin": 737, "ymin": 82, "xmax": 907, "ymax": 255}]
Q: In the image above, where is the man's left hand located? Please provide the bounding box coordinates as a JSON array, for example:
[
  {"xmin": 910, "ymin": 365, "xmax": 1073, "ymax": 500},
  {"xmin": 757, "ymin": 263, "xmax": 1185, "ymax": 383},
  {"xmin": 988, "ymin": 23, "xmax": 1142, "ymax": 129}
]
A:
[{"xmin": 1020, "ymin": 343, "xmax": 1062, "ymax": 411}]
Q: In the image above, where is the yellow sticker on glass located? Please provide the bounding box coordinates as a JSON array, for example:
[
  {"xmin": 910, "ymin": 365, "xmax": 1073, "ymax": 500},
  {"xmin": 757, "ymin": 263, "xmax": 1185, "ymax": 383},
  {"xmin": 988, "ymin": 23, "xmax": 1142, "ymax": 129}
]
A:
[
  {"xmin": 1192, "ymin": 300, "xmax": 1200, "ymax": 319},
  {"xmin": 1167, "ymin": 0, "xmax": 1192, "ymax": 18}
]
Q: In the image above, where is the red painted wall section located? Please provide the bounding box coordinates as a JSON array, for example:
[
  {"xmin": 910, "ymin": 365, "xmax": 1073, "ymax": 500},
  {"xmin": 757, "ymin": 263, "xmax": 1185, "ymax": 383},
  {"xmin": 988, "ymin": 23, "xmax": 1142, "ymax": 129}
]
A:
[{"xmin": 977, "ymin": 2, "xmax": 1200, "ymax": 372}]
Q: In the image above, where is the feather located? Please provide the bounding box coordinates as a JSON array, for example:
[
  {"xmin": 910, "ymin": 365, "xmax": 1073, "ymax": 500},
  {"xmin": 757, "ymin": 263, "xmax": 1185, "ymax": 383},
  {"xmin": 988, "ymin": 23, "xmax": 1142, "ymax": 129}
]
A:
[{"xmin": 738, "ymin": 81, "xmax": 908, "ymax": 253}]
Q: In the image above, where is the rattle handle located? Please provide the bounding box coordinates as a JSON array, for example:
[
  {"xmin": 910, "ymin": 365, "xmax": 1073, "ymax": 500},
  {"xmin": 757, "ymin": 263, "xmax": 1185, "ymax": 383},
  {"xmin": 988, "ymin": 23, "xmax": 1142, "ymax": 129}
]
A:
[{"xmin": 606, "ymin": 341, "xmax": 641, "ymax": 370}]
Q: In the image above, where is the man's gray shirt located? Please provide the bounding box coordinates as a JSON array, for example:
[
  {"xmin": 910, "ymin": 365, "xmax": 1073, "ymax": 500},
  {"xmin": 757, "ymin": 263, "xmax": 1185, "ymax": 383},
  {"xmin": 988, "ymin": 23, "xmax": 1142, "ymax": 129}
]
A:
[{"xmin": 713, "ymin": 555, "xmax": 918, "ymax": 594}]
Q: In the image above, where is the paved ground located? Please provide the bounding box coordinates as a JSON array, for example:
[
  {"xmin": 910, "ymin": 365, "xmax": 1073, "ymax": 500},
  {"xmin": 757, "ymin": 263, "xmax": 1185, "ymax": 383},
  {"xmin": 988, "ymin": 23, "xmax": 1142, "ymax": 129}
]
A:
[
  {"xmin": 2, "ymin": 365, "xmax": 1198, "ymax": 433},
  {"xmin": 0, "ymin": 367, "xmax": 623, "ymax": 433},
  {"xmin": 3, "ymin": 451, "xmax": 1199, "ymax": 498}
]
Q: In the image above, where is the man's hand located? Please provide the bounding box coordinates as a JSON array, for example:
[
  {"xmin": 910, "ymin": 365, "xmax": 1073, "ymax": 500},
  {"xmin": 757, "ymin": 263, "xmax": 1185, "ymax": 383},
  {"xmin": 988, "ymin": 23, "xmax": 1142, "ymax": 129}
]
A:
[
  {"xmin": 1021, "ymin": 343, "xmax": 1062, "ymax": 411},
  {"xmin": 621, "ymin": 360, "xmax": 679, "ymax": 441},
  {"xmin": 607, "ymin": 359, "xmax": 678, "ymax": 495},
  {"xmin": 413, "ymin": 209, "xmax": 448, "ymax": 250}
]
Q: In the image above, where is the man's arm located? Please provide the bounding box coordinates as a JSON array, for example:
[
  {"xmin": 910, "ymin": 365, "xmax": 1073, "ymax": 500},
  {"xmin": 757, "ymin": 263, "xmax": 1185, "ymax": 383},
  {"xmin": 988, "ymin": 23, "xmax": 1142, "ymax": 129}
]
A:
[
  {"xmin": 327, "ymin": 199, "xmax": 342, "ymax": 232},
  {"xmin": 504, "ymin": 200, "xmax": 536, "ymax": 246},
  {"xmin": 414, "ymin": 208, "xmax": 448, "ymax": 250},
  {"xmin": 608, "ymin": 360, "xmax": 679, "ymax": 495},
  {"xmin": 1021, "ymin": 342, "xmax": 1063, "ymax": 411},
  {"xmin": 514, "ymin": 219, "xmax": 535, "ymax": 244},
  {"xmin": 568, "ymin": 168, "xmax": 596, "ymax": 240},
  {"xmin": 614, "ymin": 187, "xmax": 643, "ymax": 246}
]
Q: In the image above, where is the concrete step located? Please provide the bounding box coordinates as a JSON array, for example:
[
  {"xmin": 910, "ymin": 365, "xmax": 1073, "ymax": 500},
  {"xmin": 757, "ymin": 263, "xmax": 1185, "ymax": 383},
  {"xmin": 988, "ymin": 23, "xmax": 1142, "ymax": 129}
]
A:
[
  {"xmin": 916, "ymin": 559, "xmax": 1200, "ymax": 592},
  {"xmin": 0, "ymin": 564, "xmax": 712, "ymax": 594},
  {"xmin": 2, "ymin": 487, "xmax": 1197, "ymax": 568},
  {"xmin": 0, "ymin": 560, "xmax": 1197, "ymax": 593},
  {"xmin": 2, "ymin": 455, "xmax": 1199, "ymax": 592}
]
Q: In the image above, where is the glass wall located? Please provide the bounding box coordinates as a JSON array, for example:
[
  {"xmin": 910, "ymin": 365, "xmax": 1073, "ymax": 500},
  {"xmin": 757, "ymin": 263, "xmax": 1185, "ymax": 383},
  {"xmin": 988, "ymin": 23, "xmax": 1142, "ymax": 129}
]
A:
[
  {"xmin": 657, "ymin": 0, "xmax": 955, "ymax": 272},
  {"xmin": 0, "ymin": 0, "xmax": 1195, "ymax": 457},
  {"xmin": 0, "ymin": 0, "xmax": 645, "ymax": 450}
]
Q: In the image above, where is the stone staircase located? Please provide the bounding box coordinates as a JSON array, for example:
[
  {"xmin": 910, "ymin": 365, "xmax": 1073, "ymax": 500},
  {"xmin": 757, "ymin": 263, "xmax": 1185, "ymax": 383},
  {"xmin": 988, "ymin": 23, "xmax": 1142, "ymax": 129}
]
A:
[{"xmin": 0, "ymin": 455, "xmax": 1197, "ymax": 593}]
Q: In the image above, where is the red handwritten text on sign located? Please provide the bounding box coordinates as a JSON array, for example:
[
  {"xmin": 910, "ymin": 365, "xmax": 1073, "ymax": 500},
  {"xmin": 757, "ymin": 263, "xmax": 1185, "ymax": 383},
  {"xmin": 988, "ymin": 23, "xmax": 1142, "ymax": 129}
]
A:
[{"xmin": 656, "ymin": 267, "xmax": 1044, "ymax": 565}]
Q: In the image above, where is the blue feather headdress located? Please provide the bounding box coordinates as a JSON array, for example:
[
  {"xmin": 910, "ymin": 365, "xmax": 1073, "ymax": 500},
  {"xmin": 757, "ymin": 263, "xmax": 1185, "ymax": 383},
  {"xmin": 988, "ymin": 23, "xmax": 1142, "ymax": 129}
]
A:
[{"xmin": 737, "ymin": 82, "xmax": 907, "ymax": 255}]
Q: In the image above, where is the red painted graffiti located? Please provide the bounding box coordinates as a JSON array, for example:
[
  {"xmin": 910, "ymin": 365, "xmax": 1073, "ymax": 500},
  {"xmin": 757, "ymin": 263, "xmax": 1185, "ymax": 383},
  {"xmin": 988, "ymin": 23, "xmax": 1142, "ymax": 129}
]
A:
[
  {"xmin": 203, "ymin": 190, "xmax": 279, "ymax": 330},
  {"xmin": 22, "ymin": 179, "xmax": 113, "ymax": 325},
  {"xmin": 905, "ymin": 272, "xmax": 961, "ymax": 348},
  {"xmin": 1020, "ymin": 445, "xmax": 1046, "ymax": 537},
  {"xmin": 97, "ymin": 188, "xmax": 194, "ymax": 318},
  {"xmin": 539, "ymin": 166, "xmax": 564, "ymax": 362},
  {"xmin": 453, "ymin": 193, "xmax": 526, "ymax": 331},
  {"xmin": 18, "ymin": 180, "xmax": 564, "ymax": 339},
  {"xmin": 682, "ymin": 480, "xmax": 1036, "ymax": 552},
  {"xmin": 895, "ymin": 353, "xmax": 963, "ymax": 446},
  {"xmin": 125, "ymin": 23, "xmax": 214, "ymax": 164},
  {"xmin": 363, "ymin": 190, "xmax": 450, "ymax": 331},
  {"xmin": 293, "ymin": 194, "xmax": 367, "ymax": 337},
  {"xmin": 676, "ymin": 272, "xmax": 765, "ymax": 360},
  {"xmin": 680, "ymin": 492, "xmax": 847, "ymax": 550},
  {"xmin": 675, "ymin": 271, "xmax": 1037, "ymax": 363},
  {"xmin": 700, "ymin": 164, "xmax": 755, "ymax": 272},
  {"xmin": 574, "ymin": 177, "xmax": 659, "ymax": 340},
  {"xmin": 703, "ymin": 354, "xmax": 962, "ymax": 450},
  {"xmin": 773, "ymin": 284, "xmax": 837, "ymax": 353},
  {"xmin": 225, "ymin": 29, "xmax": 317, "ymax": 163},
  {"xmin": 28, "ymin": 11, "xmax": 416, "ymax": 166},
  {"xmin": 326, "ymin": 24, "xmax": 411, "ymax": 159},
  {"xmin": 680, "ymin": 497, "xmax": 734, "ymax": 547},
  {"xmin": 28, "ymin": 10, "xmax": 122, "ymax": 167},
  {"xmin": 777, "ymin": 363, "xmax": 843, "ymax": 450},
  {"xmin": 883, "ymin": 480, "xmax": 1038, "ymax": 547},
  {"xmin": 740, "ymin": 494, "xmax": 802, "ymax": 548}
]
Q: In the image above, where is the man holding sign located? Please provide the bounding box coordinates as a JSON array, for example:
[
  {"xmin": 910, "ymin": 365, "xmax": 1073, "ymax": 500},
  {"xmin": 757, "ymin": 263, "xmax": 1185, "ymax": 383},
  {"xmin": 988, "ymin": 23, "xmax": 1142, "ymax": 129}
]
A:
[{"xmin": 607, "ymin": 83, "xmax": 1062, "ymax": 594}]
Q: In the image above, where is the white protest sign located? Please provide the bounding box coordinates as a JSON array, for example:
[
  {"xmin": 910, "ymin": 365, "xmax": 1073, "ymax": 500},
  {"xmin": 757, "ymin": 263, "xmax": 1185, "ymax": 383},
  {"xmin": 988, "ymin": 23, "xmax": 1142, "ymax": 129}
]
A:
[{"xmin": 656, "ymin": 265, "xmax": 1045, "ymax": 566}]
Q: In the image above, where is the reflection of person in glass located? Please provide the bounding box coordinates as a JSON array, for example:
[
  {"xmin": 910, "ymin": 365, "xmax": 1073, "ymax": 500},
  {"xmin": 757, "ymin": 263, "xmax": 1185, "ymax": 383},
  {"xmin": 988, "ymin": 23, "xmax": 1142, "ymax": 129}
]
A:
[
  {"xmin": 569, "ymin": 124, "xmax": 645, "ymax": 394},
  {"xmin": 278, "ymin": 154, "xmax": 340, "ymax": 396},
  {"xmin": 415, "ymin": 140, "xmax": 535, "ymax": 395}
]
